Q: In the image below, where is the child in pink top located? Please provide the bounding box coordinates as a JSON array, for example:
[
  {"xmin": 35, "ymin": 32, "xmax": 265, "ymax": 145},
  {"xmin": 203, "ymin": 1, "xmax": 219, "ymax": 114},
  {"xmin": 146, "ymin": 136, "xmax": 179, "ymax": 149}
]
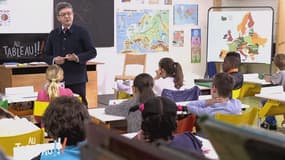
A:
[
  {"xmin": 37, "ymin": 64, "xmax": 73, "ymax": 101},
  {"xmin": 35, "ymin": 65, "xmax": 73, "ymax": 124}
]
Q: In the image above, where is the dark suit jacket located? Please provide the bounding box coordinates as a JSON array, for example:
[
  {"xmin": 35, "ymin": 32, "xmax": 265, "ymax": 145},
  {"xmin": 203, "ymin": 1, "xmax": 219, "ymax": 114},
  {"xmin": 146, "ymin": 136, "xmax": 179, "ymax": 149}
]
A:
[{"xmin": 44, "ymin": 24, "xmax": 97, "ymax": 85}]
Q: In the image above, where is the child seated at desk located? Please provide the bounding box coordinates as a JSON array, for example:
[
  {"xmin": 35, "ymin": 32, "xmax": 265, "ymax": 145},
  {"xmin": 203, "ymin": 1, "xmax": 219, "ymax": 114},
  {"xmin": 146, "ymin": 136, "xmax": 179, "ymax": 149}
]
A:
[
  {"xmin": 35, "ymin": 65, "xmax": 74, "ymax": 125},
  {"xmin": 105, "ymin": 73, "xmax": 155, "ymax": 133},
  {"xmin": 185, "ymin": 72, "xmax": 242, "ymax": 117},
  {"xmin": 135, "ymin": 96, "xmax": 203, "ymax": 155},
  {"xmin": 262, "ymin": 53, "xmax": 285, "ymax": 129},
  {"xmin": 37, "ymin": 64, "xmax": 73, "ymax": 101},
  {"xmin": 153, "ymin": 57, "xmax": 185, "ymax": 96},
  {"xmin": 37, "ymin": 96, "xmax": 89, "ymax": 160},
  {"xmin": 222, "ymin": 51, "xmax": 243, "ymax": 90}
]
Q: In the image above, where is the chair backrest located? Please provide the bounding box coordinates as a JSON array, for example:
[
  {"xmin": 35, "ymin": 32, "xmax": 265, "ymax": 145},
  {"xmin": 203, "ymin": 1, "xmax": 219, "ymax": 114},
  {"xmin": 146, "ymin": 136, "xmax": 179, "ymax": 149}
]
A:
[
  {"xmin": 161, "ymin": 86, "xmax": 201, "ymax": 102},
  {"xmin": 33, "ymin": 101, "xmax": 49, "ymax": 117},
  {"xmin": 0, "ymin": 128, "xmax": 44, "ymax": 156},
  {"xmin": 214, "ymin": 107, "xmax": 259, "ymax": 126},
  {"xmin": 232, "ymin": 88, "xmax": 241, "ymax": 99},
  {"xmin": 122, "ymin": 53, "xmax": 147, "ymax": 76},
  {"xmin": 161, "ymin": 86, "xmax": 200, "ymax": 134}
]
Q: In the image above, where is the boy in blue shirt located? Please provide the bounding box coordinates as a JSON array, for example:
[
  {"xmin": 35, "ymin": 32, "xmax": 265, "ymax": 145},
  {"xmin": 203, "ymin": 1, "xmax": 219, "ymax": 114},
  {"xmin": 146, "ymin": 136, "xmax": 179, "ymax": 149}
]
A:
[{"xmin": 186, "ymin": 72, "xmax": 242, "ymax": 117}]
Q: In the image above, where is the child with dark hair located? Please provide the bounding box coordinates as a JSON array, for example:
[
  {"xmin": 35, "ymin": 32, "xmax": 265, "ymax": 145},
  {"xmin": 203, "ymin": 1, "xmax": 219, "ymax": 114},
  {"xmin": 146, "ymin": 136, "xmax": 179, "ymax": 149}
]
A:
[
  {"xmin": 186, "ymin": 72, "xmax": 242, "ymax": 117},
  {"xmin": 40, "ymin": 96, "xmax": 89, "ymax": 160},
  {"xmin": 222, "ymin": 51, "xmax": 243, "ymax": 90},
  {"xmin": 137, "ymin": 96, "xmax": 203, "ymax": 154},
  {"xmin": 262, "ymin": 53, "xmax": 285, "ymax": 129},
  {"xmin": 105, "ymin": 73, "xmax": 155, "ymax": 132},
  {"xmin": 154, "ymin": 57, "xmax": 184, "ymax": 96}
]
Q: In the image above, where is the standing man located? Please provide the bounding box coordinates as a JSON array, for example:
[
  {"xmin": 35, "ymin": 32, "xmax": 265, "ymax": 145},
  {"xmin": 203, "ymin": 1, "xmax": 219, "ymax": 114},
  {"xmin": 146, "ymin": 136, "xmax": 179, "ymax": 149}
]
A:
[{"xmin": 44, "ymin": 2, "xmax": 97, "ymax": 106}]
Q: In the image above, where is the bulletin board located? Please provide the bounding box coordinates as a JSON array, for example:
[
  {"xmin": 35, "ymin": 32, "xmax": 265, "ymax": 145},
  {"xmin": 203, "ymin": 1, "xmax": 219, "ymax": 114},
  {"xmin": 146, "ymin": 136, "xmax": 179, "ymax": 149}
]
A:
[{"xmin": 207, "ymin": 7, "xmax": 274, "ymax": 64}]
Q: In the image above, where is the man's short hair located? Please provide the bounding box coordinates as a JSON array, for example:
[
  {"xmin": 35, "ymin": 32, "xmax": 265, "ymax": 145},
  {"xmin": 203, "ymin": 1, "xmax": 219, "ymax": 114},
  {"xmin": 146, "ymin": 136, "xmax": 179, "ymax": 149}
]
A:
[
  {"xmin": 55, "ymin": 2, "xmax": 73, "ymax": 15},
  {"xmin": 213, "ymin": 72, "xmax": 234, "ymax": 97}
]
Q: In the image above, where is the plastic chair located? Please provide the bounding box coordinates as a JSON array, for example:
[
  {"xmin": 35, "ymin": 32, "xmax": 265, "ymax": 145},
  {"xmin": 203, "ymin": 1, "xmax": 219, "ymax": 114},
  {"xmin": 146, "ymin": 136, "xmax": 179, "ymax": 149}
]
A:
[
  {"xmin": 161, "ymin": 86, "xmax": 201, "ymax": 102},
  {"xmin": 161, "ymin": 86, "xmax": 201, "ymax": 134},
  {"xmin": 33, "ymin": 101, "xmax": 49, "ymax": 117},
  {"xmin": 214, "ymin": 107, "xmax": 259, "ymax": 126},
  {"xmin": 232, "ymin": 88, "xmax": 241, "ymax": 99},
  {"xmin": 0, "ymin": 128, "xmax": 44, "ymax": 156},
  {"xmin": 114, "ymin": 53, "xmax": 147, "ymax": 81}
]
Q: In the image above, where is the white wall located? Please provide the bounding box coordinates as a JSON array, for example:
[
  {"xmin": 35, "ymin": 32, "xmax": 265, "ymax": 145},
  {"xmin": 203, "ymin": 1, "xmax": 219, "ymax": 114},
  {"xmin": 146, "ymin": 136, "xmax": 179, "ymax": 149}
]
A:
[{"xmin": 94, "ymin": 0, "xmax": 213, "ymax": 94}]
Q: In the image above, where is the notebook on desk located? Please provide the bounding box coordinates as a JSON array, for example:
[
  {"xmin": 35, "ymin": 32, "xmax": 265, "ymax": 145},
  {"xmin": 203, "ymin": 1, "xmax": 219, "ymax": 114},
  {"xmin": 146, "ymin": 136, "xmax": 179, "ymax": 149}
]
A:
[{"xmin": 200, "ymin": 117, "xmax": 285, "ymax": 160}]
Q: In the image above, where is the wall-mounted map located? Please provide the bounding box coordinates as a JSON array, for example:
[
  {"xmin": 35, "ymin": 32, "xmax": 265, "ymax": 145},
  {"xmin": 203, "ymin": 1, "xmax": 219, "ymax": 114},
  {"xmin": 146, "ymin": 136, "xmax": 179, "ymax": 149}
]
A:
[
  {"xmin": 174, "ymin": 4, "xmax": 198, "ymax": 25},
  {"xmin": 117, "ymin": 10, "xmax": 169, "ymax": 53},
  {"xmin": 207, "ymin": 9, "xmax": 273, "ymax": 64}
]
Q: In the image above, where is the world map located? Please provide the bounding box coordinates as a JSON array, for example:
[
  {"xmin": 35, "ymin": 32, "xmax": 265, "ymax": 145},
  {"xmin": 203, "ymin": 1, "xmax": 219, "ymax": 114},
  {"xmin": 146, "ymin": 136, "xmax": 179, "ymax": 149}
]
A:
[{"xmin": 117, "ymin": 10, "xmax": 169, "ymax": 53}]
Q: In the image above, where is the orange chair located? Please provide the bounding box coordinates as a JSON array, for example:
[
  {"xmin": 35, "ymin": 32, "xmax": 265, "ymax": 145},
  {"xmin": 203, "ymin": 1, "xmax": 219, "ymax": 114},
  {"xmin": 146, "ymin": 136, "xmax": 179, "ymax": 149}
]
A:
[{"xmin": 175, "ymin": 114, "xmax": 197, "ymax": 134}]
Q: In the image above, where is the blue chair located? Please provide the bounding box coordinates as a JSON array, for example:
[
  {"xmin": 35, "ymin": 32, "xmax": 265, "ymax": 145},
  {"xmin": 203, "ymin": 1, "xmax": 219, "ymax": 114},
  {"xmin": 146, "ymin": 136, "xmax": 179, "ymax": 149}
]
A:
[
  {"xmin": 206, "ymin": 62, "xmax": 217, "ymax": 78},
  {"xmin": 161, "ymin": 86, "xmax": 201, "ymax": 102},
  {"xmin": 161, "ymin": 86, "xmax": 201, "ymax": 134}
]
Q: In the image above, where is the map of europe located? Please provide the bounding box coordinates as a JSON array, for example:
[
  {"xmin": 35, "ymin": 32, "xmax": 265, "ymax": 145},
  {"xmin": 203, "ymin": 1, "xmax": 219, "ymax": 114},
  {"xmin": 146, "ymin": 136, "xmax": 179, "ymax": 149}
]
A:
[
  {"xmin": 220, "ymin": 12, "xmax": 267, "ymax": 61},
  {"xmin": 117, "ymin": 10, "xmax": 169, "ymax": 53}
]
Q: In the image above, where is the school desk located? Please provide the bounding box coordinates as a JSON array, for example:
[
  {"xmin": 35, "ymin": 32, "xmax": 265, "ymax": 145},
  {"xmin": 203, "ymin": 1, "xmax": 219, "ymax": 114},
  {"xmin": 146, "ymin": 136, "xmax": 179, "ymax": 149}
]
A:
[
  {"xmin": 0, "ymin": 61, "xmax": 103, "ymax": 108},
  {"xmin": 255, "ymin": 85, "xmax": 285, "ymax": 117},
  {"xmin": 240, "ymin": 73, "xmax": 272, "ymax": 98},
  {"xmin": 88, "ymin": 108, "xmax": 126, "ymax": 131}
]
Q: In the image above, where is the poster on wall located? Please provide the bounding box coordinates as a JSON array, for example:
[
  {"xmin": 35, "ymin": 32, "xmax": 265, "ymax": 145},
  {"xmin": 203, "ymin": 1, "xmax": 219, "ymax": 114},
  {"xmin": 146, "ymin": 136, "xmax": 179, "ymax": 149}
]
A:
[
  {"xmin": 207, "ymin": 8, "xmax": 273, "ymax": 64},
  {"xmin": 173, "ymin": 31, "xmax": 184, "ymax": 47},
  {"xmin": 191, "ymin": 28, "xmax": 201, "ymax": 63},
  {"xmin": 174, "ymin": 4, "xmax": 198, "ymax": 25},
  {"xmin": 0, "ymin": 0, "xmax": 53, "ymax": 33},
  {"xmin": 116, "ymin": 9, "xmax": 169, "ymax": 53}
]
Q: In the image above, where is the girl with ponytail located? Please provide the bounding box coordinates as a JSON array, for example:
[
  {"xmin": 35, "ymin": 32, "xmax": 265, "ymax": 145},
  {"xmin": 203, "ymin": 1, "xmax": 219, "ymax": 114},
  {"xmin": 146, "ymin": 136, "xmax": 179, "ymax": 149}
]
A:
[
  {"xmin": 105, "ymin": 73, "xmax": 155, "ymax": 132},
  {"xmin": 153, "ymin": 57, "xmax": 184, "ymax": 96},
  {"xmin": 37, "ymin": 64, "xmax": 74, "ymax": 101}
]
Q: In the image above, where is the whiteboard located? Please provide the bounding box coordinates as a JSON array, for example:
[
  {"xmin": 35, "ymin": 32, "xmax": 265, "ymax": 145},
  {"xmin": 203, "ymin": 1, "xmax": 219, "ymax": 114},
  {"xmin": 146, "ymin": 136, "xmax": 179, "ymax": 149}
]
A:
[
  {"xmin": 0, "ymin": 0, "xmax": 53, "ymax": 33},
  {"xmin": 207, "ymin": 7, "xmax": 273, "ymax": 64}
]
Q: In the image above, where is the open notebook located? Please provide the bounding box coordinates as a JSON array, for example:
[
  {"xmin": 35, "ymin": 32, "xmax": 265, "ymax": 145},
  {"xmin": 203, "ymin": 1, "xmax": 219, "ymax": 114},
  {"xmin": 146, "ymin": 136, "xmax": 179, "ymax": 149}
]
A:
[{"xmin": 200, "ymin": 117, "xmax": 285, "ymax": 160}]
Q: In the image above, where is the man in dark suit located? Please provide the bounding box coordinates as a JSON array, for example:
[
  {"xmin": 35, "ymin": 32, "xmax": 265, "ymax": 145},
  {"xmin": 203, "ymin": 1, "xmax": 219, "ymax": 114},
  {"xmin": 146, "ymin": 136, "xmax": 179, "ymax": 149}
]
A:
[{"xmin": 44, "ymin": 2, "xmax": 97, "ymax": 106}]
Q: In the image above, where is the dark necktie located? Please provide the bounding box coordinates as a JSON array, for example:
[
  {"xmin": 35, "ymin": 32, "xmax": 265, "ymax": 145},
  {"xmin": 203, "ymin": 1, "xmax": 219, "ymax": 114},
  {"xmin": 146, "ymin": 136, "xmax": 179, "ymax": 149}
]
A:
[{"xmin": 63, "ymin": 28, "xmax": 68, "ymax": 33}]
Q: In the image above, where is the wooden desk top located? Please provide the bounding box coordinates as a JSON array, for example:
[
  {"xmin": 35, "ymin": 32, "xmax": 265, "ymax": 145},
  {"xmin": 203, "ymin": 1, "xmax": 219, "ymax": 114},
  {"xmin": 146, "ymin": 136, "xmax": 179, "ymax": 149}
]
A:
[{"xmin": 0, "ymin": 61, "xmax": 104, "ymax": 69}]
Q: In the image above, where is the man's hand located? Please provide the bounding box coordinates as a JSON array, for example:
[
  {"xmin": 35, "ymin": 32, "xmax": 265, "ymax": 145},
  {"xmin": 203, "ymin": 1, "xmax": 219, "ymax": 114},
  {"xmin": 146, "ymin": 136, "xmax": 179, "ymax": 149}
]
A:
[
  {"xmin": 65, "ymin": 53, "xmax": 79, "ymax": 62},
  {"xmin": 54, "ymin": 56, "xmax": 65, "ymax": 64}
]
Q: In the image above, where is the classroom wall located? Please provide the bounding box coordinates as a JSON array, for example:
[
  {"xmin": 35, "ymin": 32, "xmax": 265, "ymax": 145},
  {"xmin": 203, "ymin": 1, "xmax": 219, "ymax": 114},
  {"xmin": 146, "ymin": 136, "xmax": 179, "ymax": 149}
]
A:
[
  {"xmin": 277, "ymin": 0, "xmax": 285, "ymax": 53},
  {"xmin": 95, "ymin": 0, "xmax": 213, "ymax": 94}
]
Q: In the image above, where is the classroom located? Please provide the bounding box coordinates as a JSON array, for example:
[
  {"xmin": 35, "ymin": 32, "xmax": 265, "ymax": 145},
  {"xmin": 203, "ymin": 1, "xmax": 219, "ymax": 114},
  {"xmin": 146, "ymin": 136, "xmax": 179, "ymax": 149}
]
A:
[{"xmin": 0, "ymin": 0, "xmax": 285, "ymax": 159}]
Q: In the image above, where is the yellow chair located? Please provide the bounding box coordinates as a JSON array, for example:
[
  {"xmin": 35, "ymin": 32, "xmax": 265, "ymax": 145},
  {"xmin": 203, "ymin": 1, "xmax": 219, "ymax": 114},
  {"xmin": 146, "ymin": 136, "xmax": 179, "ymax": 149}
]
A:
[
  {"xmin": 33, "ymin": 101, "xmax": 49, "ymax": 117},
  {"xmin": 0, "ymin": 128, "xmax": 44, "ymax": 156},
  {"xmin": 214, "ymin": 107, "xmax": 259, "ymax": 126},
  {"xmin": 232, "ymin": 88, "xmax": 241, "ymax": 99}
]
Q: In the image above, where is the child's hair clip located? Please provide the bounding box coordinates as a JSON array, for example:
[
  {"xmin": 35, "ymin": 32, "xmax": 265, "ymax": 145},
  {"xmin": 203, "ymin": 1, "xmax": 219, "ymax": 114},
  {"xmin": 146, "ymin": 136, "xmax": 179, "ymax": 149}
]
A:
[
  {"xmin": 177, "ymin": 105, "xmax": 183, "ymax": 111},
  {"xmin": 139, "ymin": 103, "xmax": 144, "ymax": 111}
]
